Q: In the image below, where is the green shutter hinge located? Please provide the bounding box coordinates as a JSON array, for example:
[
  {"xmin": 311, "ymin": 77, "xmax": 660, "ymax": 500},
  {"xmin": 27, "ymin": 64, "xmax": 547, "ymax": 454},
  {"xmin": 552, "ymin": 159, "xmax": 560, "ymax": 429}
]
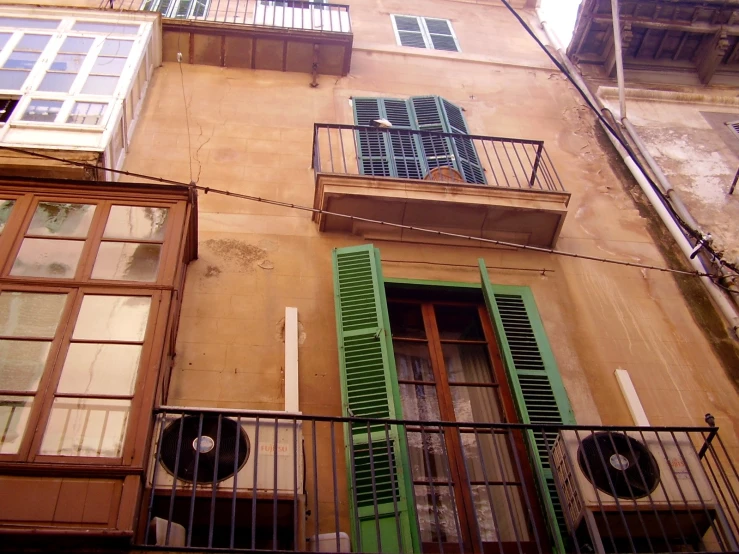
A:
[{"xmin": 374, "ymin": 328, "xmax": 386, "ymax": 340}]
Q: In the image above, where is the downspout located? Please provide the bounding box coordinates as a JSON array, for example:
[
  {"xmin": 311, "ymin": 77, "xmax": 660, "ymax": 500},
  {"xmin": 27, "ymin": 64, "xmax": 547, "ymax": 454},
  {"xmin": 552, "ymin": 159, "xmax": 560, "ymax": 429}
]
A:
[
  {"xmin": 538, "ymin": 18, "xmax": 739, "ymax": 335},
  {"xmin": 609, "ymin": 0, "xmax": 627, "ymax": 120}
]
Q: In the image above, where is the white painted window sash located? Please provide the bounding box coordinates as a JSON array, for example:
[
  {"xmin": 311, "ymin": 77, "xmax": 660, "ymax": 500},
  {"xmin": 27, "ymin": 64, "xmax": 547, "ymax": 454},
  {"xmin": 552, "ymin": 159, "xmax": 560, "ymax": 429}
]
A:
[{"xmin": 390, "ymin": 14, "xmax": 460, "ymax": 52}]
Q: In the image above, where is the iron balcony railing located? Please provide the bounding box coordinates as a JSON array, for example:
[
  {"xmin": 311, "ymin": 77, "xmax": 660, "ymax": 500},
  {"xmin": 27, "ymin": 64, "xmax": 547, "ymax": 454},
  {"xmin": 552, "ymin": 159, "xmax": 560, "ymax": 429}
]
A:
[
  {"xmin": 103, "ymin": 0, "xmax": 351, "ymax": 33},
  {"xmin": 312, "ymin": 124, "xmax": 566, "ymax": 192},
  {"xmin": 140, "ymin": 407, "xmax": 738, "ymax": 553}
]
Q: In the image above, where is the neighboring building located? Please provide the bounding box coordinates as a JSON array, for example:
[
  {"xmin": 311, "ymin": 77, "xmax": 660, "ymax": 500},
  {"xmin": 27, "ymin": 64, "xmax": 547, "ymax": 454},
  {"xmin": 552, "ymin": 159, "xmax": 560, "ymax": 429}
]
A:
[{"xmin": 0, "ymin": 1, "xmax": 737, "ymax": 554}]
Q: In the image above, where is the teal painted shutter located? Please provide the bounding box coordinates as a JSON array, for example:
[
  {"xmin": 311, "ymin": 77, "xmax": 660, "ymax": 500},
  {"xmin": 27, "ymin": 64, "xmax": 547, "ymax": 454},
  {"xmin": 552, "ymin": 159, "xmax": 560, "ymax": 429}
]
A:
[
  {"xmin": 409, "ymin": 96, "xmax": 457, "ymax": 174},
  {"xmin": 478, "ymin": 259, "xmax": 575, "ymax": 554},
  {"xmin": 353, "ymin": 98, "xmax": 424, "ymax": 180},
  {"xmin": 439, "ymin": 99, "xmax": 486, "ymax": 184},
  {"xmin": 354, "ymin": 99, "xmax": 392, "ymax": 177},
  {"xmin": 333, "ymin": 245, "xmax": 418, "ymax": 554}
]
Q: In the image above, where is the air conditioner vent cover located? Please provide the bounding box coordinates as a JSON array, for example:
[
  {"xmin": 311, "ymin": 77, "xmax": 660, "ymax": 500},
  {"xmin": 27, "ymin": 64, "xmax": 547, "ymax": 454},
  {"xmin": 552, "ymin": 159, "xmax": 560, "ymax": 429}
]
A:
[
  {"xmin": 160, "ymin": 415, "xmax": 250, "ymax": 483},
  {"xmin": 577, "ymin": 432, "xmax": 660, "ymax": 499}
]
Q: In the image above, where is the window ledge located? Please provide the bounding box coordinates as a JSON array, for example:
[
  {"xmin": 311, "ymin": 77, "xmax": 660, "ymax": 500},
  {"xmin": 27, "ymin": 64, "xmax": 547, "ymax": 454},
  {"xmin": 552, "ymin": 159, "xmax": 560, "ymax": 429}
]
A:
[{"xmin": 313, "ymin": 173, "xmax": 570, "ymax": 248}]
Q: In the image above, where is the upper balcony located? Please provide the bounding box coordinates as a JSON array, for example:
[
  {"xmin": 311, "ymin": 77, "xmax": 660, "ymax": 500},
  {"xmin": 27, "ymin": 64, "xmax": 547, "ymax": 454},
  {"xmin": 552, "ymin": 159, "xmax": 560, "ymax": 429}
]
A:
[
  {"xmin": 311, "ymin": 124, "xmax": 571, "ymax": 248},
  {"xmin": 105, "ymin": 0, "xmax": 353, "ymax": 75}
]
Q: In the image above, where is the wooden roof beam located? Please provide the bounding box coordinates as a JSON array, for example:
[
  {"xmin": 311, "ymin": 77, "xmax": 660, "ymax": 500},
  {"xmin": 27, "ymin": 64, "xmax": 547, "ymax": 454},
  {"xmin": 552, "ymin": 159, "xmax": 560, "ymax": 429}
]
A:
[{"xmin": 697, "ymin": 30, "xmax": 730, "ymax": 83}]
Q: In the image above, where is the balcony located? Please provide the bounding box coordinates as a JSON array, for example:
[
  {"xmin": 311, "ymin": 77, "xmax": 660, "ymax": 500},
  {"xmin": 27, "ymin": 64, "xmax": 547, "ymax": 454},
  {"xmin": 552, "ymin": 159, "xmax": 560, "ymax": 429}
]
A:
[
  {"xmin": 105, "ymin": 0, "xmax": 352, "ymax": 75},
  {"xmin": 311, "ymin": 125, "xmax": 571, "ymax": 248},
  {"xmin": 139, "ymin": 408, "xmax": 739, "ymax": 553}
]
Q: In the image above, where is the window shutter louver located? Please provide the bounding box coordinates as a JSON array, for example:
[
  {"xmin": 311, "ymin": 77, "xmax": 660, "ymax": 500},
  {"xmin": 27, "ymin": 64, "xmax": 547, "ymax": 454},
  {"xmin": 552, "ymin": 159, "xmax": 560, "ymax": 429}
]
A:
[
  {"xmin": 354, "ymin": 98, "xmax": 392, "ymax": 177},
  {"xmin": 423, "ymin": 17, "xmax": 459, "ymax": 52},
  {"xmin": 333, "ymin": 245, "xmax": 418, "ymax": 554},
  {"xmin": 728, "ymin": 120, "xmax": 739, "ymax": 139},
  {"xmin": 439, "ymin": 99, "xmax": 486, "ymax": 184},
  {"xmin": 409, "ymin": 96, "xmax": 457, "ymax": 174},
  {"xmin": 192, "ymin": 0, "xmax": 208, "ymax": 17},
  {"xmin": 393, "ymin": 16, "xmax": 427, "ymax": 49},
  {"xmin": 478, "ymin": 259, "xmax": 575, "ymax": 554},
  {"xmin": 353, "ymin": 98, "xmax": 424, "ymax": 180}
]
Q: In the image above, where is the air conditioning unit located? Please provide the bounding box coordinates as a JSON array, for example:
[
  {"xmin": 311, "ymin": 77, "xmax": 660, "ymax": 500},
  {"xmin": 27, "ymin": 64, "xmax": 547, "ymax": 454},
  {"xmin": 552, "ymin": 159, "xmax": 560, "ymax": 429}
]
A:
[
  {"xmin": 148, "ymin": 412, "xmax": 304, "ymax": 495},
  {"xmin": 552, "ymin": 430, "xmax": 717, "ymax": 543}
]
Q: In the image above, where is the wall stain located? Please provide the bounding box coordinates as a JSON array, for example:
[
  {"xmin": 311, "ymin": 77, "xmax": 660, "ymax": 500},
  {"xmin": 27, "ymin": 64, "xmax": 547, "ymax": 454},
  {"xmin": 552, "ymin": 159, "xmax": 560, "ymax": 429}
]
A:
[
  {"xmin": 203, "ymin": 238, "xmax": 268, "ymax": 272},
  {"xmin": 594, "ymin": 123, "xmax": 739, "ymax": 390},
  {"xmin": 204, "ymin": 265, "xmax": 221, "ymax": 278}
]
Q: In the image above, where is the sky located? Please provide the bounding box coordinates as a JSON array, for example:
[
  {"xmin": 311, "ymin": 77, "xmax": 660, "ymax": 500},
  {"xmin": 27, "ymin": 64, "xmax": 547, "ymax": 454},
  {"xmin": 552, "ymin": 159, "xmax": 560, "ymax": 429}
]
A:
[{"xmin": 538, "ymin": 0, "xmax": 583, "ymax": 46}]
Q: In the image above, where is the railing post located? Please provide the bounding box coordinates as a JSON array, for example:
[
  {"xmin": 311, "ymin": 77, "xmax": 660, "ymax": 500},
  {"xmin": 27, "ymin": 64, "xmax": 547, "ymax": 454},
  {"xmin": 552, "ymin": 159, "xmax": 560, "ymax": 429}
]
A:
[{"xmin": 529, "ymin": 142, "xmax": 544, "ymax": 188}]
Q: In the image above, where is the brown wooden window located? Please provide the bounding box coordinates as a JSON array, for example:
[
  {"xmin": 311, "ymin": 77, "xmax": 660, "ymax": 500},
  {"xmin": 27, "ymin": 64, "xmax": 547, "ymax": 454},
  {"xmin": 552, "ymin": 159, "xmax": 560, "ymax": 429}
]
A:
[
  {"xmin": 0, "ymin": 181, "xmax": 195, "ymax": 464},
  {"xmin": 387, "ymin": 289, "xmax": 548, "ymax": 554}
]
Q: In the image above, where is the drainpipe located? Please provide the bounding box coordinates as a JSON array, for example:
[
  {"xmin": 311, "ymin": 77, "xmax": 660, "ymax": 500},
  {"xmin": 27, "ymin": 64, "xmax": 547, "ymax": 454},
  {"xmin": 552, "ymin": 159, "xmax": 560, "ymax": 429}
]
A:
[
  {"xmin": 610, "ymin": 0, "xmax": 627, "ymax": 120},
  {"xmin": 539, "ymin": 19, "xmax": 739, "ymax": 335}
]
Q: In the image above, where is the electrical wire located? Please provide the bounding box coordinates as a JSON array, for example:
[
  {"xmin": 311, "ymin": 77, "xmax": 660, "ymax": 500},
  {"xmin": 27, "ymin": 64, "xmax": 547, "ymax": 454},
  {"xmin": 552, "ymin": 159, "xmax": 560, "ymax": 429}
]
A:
[
  {"xmin": 178, "ymin": 52, "xmax": 193, "ymax": 183},
  {"xmin": 0, "ymin": 142, "xmax": 720, "ymax": 279},
  {"xmin": 498, "ymin": 0, "xmax": 739, "ymax": 276}
]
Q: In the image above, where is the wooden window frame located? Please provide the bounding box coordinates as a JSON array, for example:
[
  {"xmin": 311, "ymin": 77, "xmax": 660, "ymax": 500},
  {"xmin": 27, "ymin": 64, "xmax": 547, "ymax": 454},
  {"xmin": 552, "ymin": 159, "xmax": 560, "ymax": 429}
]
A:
[
  {"xmin": 387, "ymin": 294, "xmax": 549, "ymax": 554},
  {"xmin": 0, "ymin": 179, "xmax": 196, "ymax": 468}
]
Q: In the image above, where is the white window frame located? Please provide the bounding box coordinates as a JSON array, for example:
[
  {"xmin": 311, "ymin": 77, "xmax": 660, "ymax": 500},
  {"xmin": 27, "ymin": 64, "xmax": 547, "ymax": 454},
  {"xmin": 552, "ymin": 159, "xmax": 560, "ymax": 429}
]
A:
[
  {"xmin": 141, "ymin": 0, "xmax": 211, "ymax": 20},
  {"xmin": 390, "ymin": 14, "xmax": 460, "ymax": 52}
]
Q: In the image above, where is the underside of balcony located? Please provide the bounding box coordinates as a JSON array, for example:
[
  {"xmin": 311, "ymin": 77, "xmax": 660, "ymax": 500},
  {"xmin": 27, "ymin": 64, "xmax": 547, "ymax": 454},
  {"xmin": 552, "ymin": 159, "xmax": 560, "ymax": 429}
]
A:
[{"xmin": 313, "ymin": 174, "xmax": 570, "ymax": 248}]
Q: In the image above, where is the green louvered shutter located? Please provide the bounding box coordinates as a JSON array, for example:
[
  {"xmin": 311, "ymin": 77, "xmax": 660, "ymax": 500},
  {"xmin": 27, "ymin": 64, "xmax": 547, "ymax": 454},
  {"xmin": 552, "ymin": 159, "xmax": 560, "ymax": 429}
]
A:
[
  {"xmin": 439, "ymin": 98, "xmax": 486, "ymax": 184},
  {"xmin": 353, "ymin": 98, "xmax": 424, "ymax": 180},
  {"xmin": 478, "ymin": 259, "xmax": 575, "ymax": 554},
  {"xmin": 408, "ymin": 96, "xmax": 457, "ymax": 175},
  {"xmin": 333, "ymin": 245, "xmax": 418, "ymax": 554}
]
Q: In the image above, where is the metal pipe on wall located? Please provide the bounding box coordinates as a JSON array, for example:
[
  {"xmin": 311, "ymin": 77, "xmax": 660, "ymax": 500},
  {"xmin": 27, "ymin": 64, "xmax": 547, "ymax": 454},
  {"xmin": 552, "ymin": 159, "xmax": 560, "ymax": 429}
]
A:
[
  {"xmin": 538, "ymin": 18, "xmax": 739, "ymax": 335},
  {"xmin": 609, "ymin": 0, "xmax": 627, "ymax": 120}
]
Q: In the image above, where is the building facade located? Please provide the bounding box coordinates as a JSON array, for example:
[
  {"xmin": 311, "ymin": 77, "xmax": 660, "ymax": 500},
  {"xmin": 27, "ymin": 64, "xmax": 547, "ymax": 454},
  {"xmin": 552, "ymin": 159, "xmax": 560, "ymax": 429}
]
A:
[{"xmin": 0, "ymin": 0, "xmax": 738, "ymax": 553}]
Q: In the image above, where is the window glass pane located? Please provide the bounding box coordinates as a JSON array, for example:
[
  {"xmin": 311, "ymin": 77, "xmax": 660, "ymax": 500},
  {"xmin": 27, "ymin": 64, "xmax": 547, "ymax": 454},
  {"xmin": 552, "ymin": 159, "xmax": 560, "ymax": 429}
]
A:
[
  {"xmin": 388, "ymin": 302, "xmax": 425, "ymax": 339},
  {"xmin": 10, "ymin": 238, "xmax": 84, "ymax": 278},
  {"xmin": 451, "ymin": 385, "xmax": 502, "ymax": 423},
  {"xmin": 435, "ymin": 305, "xmax": 484, "ymax": 340},
  {"xmin": 3, "ymin": 51, "xmax": 39, "ymax": 69},
  {"xmin": 0, "ymin": 69, "xmax": 28, "ymax": 89},
  {"xmin": 15, "ymin": 34, "xmax": 50, "ymax": 51},
  {"xmin": 394, "ymin": 341, "xmax": 434, "ymax": 381},
  {"xmin": 0, "ymin": 396, "xmax": 33, "ymax": 454},
  {"xmin": 0, "ymin": 292, "xmax": 67, "ymax": 337},
  {"xmin": 59, "ymin": 36, "xmax": 94, "ymax": 53},
  {"xmin": 67, "ymin": 102, "xmax": 105, "ymax": 125},
  {"xmin": 91, "ymin": 56, "xmax": 126, "ymax": 75},
  {"xmin": 100, "ymin": 39, "xmax": 133, "ymax": 57},
  {"xmin": 414, "ymin": 485, "xmax": 460, "ymax": 543},
  {"xmin": 91, "ymin": 242, "xmax": 161, "ymax": 282},
  {"xmin": 73, "ymin": 295, "xmax": 151, "ymax": 341},
  {"xmin": 81, "ymin": 74, "xmax": 118, "ymax": 95},
  {"xmin": 0, "ymin": 18, "xmax": 60, "ymax": 29},
  {"xmin": 400, "ymin": 383, "xmax": 441, "ymax": 420},
  {"xmin": 0, "ymin": 340, "xmax": 50, "ymax": 391},
  {"xmin": 57, "ymin": 343, "xmax": 141, "ymax": 395},
  {"xmin": 27, "ymin": 202, "xmax": 95, "ymax": 237},
  {"xmin": 443, "ymin": 343, "xmax": 494, "ymax": 383},
  {"xmin": 104, "ymin": 206, "xmax": 169, "ymax": 240},
  {"xmin": 408, "ymin": 431, "xmax": 447, "ymax": 480},
  {"xmin": 37, "ymin": 72, "xmax": 76, "ymax": 93},
  {"xmin": 0, "ymin": 199, "xmax": 14, "ymax": 232},
  {"xmin": 49, "ymin": 52, "xmax": 87, "ymax": 72},
  {"xmin": 0, "ymin": 33, "xmax": 11, "ymax": 50},
  {"xmin": 39, "ymin": 398, "xmax": 130, "ymax": 457},
  {"xmin": 72, "ymin": 21, "xmax": 139, "ymax": 34},
  {"xmin": 21, "ymin": 100, "xmax": 62, "ymax": 122}
]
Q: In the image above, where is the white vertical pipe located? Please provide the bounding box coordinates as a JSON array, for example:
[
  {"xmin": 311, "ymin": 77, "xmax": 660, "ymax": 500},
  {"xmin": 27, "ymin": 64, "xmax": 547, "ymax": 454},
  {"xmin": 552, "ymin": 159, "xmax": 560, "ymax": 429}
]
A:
[
  {"xmin": 614, "ymin": 369, "xmax": 650, "ymax": 426},
  {"xmin": 285, "ymin": 307, "xmax": 299, "ymax": 413},
  {"xmin": 610, "ymin": 0, "xmax": 627, "ymax": 118}
]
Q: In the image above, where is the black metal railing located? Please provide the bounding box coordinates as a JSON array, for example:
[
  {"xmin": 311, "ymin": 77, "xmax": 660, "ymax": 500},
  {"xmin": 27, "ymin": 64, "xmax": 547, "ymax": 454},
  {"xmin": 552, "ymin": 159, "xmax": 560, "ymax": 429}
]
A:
[
  {"xmin": 312, "ymin": 124, "xmax": 567, "ymax": 192},
  {"xmin": 103, "ymin": 0, "xmax": 351, "ymax": 33},
  {"xmin": 140, "ymin": 407, "xmax": 739, "ymax": 553}
]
